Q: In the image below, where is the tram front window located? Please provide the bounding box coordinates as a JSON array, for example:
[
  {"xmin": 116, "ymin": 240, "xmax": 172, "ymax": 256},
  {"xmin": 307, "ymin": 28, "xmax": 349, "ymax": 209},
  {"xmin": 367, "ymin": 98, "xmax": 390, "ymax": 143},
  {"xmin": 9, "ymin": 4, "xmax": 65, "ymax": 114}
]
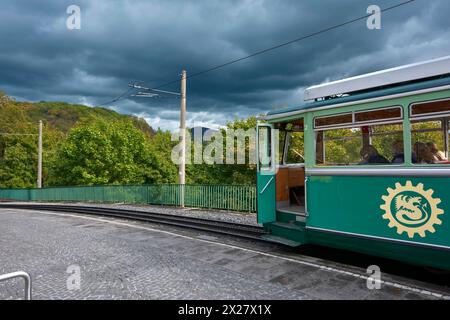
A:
[{"xmin": 285, "ymin": 132, "xmax": 305, "ymax": 164}]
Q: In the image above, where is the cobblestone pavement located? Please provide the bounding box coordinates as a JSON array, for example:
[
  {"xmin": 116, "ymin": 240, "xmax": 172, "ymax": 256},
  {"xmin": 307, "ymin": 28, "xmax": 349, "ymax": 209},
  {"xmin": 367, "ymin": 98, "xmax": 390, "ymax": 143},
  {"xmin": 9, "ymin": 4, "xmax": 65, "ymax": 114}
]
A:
[{"xmin": 0, "ymin": 209, "xmax": 448, "ymax": 300}]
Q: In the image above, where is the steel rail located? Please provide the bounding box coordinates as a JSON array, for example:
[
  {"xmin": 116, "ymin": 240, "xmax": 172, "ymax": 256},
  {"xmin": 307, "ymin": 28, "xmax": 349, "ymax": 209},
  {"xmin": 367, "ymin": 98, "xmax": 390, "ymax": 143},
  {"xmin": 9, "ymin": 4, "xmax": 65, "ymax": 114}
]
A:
[
  {"xmin": 11, "ymin": 204, "xmax": 264, "ymax": 233},
  {"xmin": 0, "ymin": 204, "xmax": 266, "ymax": 241}
]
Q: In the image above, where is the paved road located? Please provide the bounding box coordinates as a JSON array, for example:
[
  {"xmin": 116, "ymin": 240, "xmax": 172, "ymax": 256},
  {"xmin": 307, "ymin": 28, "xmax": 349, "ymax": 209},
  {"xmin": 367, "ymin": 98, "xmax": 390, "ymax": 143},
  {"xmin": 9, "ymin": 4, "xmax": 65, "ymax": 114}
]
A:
[{"xmin": 0, "ymin": 209, "xmax": 446, "ymax": 300}]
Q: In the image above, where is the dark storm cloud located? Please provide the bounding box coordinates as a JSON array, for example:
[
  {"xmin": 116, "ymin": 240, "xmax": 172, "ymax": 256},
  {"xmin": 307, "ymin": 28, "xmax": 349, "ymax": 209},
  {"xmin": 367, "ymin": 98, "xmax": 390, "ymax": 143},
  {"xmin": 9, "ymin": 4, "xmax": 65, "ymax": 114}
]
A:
[{"xmin": 0, "ymin": 0, "xmax": 449, "ymax": 130}]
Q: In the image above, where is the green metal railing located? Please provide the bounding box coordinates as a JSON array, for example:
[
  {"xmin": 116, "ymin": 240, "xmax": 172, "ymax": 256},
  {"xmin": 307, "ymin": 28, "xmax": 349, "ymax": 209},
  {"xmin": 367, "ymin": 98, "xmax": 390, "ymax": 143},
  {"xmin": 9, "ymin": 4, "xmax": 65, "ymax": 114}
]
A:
[{"xmin": 0, "ymin": 184, "xmax": 257, "ymax": 212}]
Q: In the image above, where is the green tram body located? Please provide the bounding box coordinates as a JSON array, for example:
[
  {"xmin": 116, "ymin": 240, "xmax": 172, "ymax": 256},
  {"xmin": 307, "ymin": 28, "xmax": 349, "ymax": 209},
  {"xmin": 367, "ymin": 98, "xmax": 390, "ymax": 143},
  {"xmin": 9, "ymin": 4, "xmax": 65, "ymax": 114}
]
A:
[{"xmin": 256, "ymin": 64, "xmax": 450, "ymax": 270}]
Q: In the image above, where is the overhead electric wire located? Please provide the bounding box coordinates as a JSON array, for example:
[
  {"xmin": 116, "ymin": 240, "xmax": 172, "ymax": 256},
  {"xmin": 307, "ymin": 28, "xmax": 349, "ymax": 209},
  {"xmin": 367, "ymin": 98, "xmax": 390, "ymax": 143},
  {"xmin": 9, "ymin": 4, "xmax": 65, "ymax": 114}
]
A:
[
  {"xmin": 151, "ymin": 0, "xmax": 416, "ymax": 89},
  {"xmin": 95, "ymin": 87, "xmax": 136, "ymax": 107},
  {"xmin": 96, "ymin": 0, "xmax": 416, "ymax": 105}
]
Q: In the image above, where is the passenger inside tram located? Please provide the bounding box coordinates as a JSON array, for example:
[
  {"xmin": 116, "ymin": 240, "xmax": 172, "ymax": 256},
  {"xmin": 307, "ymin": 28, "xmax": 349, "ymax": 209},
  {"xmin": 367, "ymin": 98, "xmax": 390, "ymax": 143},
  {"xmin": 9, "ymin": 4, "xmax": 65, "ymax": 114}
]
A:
[
  {"xmin": 391, "ymin": 140, "xmax": 418, "ymax": 164},
  {"xmin": 391, "ymin": 140, "xmax": 405, "ymax": 164},
  {"xmin": 359, "ymin": 145, "xmax": 390, "ymax": 165},
  {"xmin": 413, "ymin": 142, "xmax": 435, "ymax": 164},
  {"xmin": 427, "ymin": 142, "xmax": 448, "ymax": 162}
]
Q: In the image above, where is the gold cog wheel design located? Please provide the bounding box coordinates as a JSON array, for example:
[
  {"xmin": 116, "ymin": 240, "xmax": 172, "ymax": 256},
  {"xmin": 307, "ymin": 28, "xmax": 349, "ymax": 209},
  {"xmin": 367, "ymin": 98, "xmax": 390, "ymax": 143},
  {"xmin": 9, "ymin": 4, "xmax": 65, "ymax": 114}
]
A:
[{"xmin": 380, "ymin": 181, "xmax": 444, "ymax": 238}]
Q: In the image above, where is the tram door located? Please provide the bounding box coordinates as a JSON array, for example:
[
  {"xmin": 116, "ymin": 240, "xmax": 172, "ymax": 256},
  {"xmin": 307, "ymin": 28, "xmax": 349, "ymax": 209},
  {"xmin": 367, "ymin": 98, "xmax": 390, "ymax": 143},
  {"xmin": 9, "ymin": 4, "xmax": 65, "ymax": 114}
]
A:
[{"xmin": 256, "ymin": 123, "xmax": 277, "ymax": 223}]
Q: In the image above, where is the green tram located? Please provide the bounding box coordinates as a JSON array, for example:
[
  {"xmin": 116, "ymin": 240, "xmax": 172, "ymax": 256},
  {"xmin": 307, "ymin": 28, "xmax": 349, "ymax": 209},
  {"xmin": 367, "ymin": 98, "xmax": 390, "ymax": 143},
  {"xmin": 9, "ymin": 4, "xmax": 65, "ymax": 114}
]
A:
[{"xmin": 256, "ymin": 56, "xmax": 450, "ymax": 270}]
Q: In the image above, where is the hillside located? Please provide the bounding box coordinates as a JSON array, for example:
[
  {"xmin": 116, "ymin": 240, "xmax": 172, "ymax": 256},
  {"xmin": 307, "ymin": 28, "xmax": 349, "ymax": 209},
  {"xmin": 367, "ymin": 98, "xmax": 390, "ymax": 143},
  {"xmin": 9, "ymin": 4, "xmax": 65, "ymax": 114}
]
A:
[
  {"xmin": 0, "ymin": 91, "xmax": 159, "ymax": 188},
  {"xmin": 8, "ymin": 100, "xmax": 154, "ymax": 137},
  {"xmin": 0, "ymin": 91, "xmax": 256, "ymax": 189}
]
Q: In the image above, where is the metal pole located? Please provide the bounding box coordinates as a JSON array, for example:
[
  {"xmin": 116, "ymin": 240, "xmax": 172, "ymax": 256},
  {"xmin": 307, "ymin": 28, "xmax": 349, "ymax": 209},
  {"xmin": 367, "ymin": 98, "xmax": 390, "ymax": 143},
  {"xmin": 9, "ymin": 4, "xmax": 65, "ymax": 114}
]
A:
[
  {"xmin": 179, "ymin": 70, "xmax": 186, "ymax": 207},
  {"xmin": 37, "ymin": 120, "xmax": 43, "ymax": 188},
  {"xmin": 0, "ymin": 271, "xmax": 32, "ymax": 300}
]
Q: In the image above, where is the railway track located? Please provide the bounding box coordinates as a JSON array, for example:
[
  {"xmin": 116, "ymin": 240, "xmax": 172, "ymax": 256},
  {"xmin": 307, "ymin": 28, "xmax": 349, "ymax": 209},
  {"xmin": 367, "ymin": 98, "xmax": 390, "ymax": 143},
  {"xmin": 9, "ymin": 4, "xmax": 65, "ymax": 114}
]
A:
[{"xmin": 0, "ymin": 203, "xmax": 266, "ymax": 241}]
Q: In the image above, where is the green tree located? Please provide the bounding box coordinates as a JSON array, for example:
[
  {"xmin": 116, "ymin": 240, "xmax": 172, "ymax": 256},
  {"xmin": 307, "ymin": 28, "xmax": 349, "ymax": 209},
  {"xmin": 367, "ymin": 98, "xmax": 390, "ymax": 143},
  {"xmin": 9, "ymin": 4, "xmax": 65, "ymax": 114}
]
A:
[
  {"xmin": 0, "ymin": 140, "xmax": 37, "ymax": 188},
  {"xmin": 0, "ymin": 92, "xmax": 38, "ymax": 188},
  {"xmin": 51, "ymin": 120, "xmax": 155, "ymax": 185},
  {"xmin": 1, "ymin": 90, "xmax": 156, "ymax": 188},
  {"xmin": 145, "ymin": 129, "xmax": 178, "ymax": 183},
  {"xmin": 186, "ymin": 116, "xmax": 258, "ymax": 185}
]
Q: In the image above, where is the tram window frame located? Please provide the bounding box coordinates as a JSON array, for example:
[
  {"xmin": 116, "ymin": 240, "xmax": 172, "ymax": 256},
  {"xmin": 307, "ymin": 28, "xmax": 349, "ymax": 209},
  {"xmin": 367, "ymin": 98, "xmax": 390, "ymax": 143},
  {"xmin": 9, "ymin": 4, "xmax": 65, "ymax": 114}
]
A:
[
  {"xmin": 410, "ymin": 119, "xmax": 449, "ymax": 165},
  {"xmin": 315, "ymin": 122, "xmax": 404, "ymax": 166},
  {"xmin": 258, "ymin": 126, "xmax": 272, "ymax": 170},
  {"xmin": 284, "ymin": 131, "xmax": 305, "ymax": 165},
  {"xmin": 278, "ymin": 130, "xmax": 287, "ymax": 165},
  {"xmin": 354, "ymin": 106, "xmax": 403, "ymax": 124},
  {"xmin": 410, "ymin": 98, "xmax": 450, "ymax": 118},
  {"xmin": 314, "ymin": 106, "xmax": 403, "ymax": 130},
  {"xmin": 314, "ymin": 105, "xmax": 405, "ymax": 167},
  {"xmin": 314, "ymin": 112, "xmax": 353, "ymax": 129},
  {"xmin": 276, "ymin": 121, "xmax": 305, "ymax": 165},
  {"xmin": 408, "ymin": 98, "xmax": 450, "ymax": 166},
  {"xmin": 317, "ymin": 127, "xmax": 364, "ymax": 166},
  {"xmin": 448, "ymin": 119, "xmax": 450, "ymax": 157}
]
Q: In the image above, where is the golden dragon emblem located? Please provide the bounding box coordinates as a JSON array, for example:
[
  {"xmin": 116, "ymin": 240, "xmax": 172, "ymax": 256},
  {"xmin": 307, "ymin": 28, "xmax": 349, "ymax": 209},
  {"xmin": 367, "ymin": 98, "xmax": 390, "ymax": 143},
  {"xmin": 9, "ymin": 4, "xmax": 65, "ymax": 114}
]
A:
[
  {"xmin": 394, "ymin": 195, "xmax": 429, "ymax": 226},
  {"xmin": 380, "ymin": 181, "xmax": 444, "ymax": 238}
]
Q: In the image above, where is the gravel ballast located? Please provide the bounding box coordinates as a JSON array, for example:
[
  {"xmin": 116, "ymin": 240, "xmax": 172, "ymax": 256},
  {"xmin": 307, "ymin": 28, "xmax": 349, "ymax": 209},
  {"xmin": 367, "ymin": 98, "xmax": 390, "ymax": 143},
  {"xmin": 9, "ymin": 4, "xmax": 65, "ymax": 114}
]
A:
[{"xmin": 6, "ymin": 201, "xmax": 260, "ymax": 226}]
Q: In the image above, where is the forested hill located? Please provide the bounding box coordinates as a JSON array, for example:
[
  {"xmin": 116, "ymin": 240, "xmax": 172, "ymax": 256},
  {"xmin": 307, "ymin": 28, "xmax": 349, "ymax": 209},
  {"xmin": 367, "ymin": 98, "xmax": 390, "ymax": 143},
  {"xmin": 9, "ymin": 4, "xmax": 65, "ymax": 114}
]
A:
[
  {"xmin": 1, "ymin": 91, "xmax": 256, "ymax": 189},
  {"xmin": 0, "ymin": 91, "xmax": 167, "ymax": 189},
  {"xmin": 1, "ymin": 97, "xmax": 154, "ymax": 137}
]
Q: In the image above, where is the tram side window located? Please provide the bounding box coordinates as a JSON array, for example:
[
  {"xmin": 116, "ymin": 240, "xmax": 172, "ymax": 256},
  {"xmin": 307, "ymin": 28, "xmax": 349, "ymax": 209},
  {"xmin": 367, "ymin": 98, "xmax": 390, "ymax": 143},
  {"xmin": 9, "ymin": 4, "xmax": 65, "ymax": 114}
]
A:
[
  {"xmin": 411, "ymin": 120, "xmax": 449, "ymax": 164},
  {"xmin": 316, "ymin": 123, "xmax": 404, "ymax": 166},
  {"xmin": 317, "ymin": 128, "xmax": 362, "ymax": 165},
  {"xmin": 409, "ymin": 99, "xmax": 450, "ymax": 165},
  {"xmin": 370, "ymin": 124, "xmax": 404, "ymax": 164}
]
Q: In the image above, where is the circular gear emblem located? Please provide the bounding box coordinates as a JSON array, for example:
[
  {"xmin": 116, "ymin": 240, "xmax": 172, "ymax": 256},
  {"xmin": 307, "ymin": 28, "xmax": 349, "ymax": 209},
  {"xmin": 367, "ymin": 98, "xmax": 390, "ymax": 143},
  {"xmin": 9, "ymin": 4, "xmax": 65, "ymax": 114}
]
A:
[{"xmin": 380, "ymin": 181, "xmax": 444, "ymax": 238}]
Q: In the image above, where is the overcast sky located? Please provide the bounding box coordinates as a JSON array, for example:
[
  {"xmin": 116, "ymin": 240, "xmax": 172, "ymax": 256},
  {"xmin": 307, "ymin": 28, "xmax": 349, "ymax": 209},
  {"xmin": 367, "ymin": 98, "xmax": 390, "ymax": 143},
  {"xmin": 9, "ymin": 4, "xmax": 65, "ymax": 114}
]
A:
[{"xmin": 1, "ymin": 0, "xmax": 449, "ymax": 131}]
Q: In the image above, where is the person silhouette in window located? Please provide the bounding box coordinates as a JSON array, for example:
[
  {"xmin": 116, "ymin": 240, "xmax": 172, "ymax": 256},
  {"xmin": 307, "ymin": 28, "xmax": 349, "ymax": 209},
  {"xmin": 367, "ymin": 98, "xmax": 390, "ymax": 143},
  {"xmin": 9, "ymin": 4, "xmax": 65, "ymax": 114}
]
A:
[
  {"xmin": 413, "ymin": 142, "xmax": 435, "ymax": 164},
  {"xmin": 426, "ymin": 142, "xmax": 448, "ymax": 162},
  {"xmin": 391, "ymin": 140, "xmax": 417, "ymax": 164},
  {"xmin": 359, "ymin": 145, "xmax": 390, "ymax": 165},
  {"xmin": 391, "ymin": 140, "xmax": 405, "ymax": 164}
]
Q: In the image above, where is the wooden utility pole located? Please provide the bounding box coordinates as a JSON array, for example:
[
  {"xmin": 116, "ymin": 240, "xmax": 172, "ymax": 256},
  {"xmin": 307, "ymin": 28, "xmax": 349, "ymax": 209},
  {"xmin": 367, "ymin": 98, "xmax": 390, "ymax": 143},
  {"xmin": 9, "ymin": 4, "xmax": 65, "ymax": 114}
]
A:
[
  {"xmin": 37, "ymin": 120, "xmax": 43, "ymax": 188},
  {"xmin": 179, "ymin": 70, "xmax": 187, "ymax": 207},
  {"xmin": 128, "ymin": 72, "xmax": 186, "ymax": 207}
]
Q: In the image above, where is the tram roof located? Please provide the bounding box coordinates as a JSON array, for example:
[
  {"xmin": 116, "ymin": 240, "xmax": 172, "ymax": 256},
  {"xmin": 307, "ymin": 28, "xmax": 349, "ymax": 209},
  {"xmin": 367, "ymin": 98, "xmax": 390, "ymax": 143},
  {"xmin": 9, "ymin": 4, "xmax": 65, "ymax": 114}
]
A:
[
  {"xmin": 304, "ymin": 56, "xmax": 450, "ymax": 101},
  {"xmin": 265, "ymin": 74, "xmax": 450, "ymax": 119}
]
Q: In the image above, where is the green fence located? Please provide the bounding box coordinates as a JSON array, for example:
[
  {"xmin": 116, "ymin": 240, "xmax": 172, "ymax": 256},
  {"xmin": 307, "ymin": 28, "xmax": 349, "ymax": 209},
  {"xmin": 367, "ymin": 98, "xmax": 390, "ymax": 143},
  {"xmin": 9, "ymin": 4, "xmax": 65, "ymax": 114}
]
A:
[{"xmin": 0, "ymin": 184, "xmax": 257, "ymax": 212}]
